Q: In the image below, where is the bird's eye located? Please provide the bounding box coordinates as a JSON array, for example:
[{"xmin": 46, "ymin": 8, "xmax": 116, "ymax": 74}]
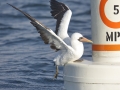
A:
[
  {"xmin": 79, "ymin": 37, "xmax": 83, "ymax": 39},
  {"xmin": 78, "ymin": 37, "xmax": 84, "ymax": 41}
]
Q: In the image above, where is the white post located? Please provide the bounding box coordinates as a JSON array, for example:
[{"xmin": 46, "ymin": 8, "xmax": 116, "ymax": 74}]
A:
[
  {"xmin": 64, "ymin": 0, "xmax": 120, "ymax": 90},
  {"xmin": 92, "ymin": 0, "xmax": 120, "ymax": 62}
]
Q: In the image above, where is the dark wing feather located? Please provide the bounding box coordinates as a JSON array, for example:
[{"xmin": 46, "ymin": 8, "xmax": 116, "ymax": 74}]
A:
[
  {"xmin": 50, "ymin": 0, "xmax": 69, "ymax": 34},
  {"xmin": 8, "ymin": 3, "xmax": 69, "ymax": 51}
]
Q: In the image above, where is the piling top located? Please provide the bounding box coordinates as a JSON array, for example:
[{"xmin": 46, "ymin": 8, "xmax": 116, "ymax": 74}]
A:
[{"xmin": 64, "ymin": 60, "xmax": 120, "ymax": 83}]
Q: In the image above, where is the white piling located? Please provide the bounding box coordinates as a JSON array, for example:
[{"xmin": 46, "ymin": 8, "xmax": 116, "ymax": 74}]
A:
[
  {"xmin": 92, "ymin": 0, "xmax": 120, "ymax": 62},
  {"xmin": 64, "ymin": 0, "xmax": 120, "ymax": 90}
]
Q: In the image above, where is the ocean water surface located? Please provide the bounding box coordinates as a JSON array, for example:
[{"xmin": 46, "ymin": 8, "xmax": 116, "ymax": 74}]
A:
[{"xmin": 0, "ymin": 0, "xmax": 92, "ymax": 90}]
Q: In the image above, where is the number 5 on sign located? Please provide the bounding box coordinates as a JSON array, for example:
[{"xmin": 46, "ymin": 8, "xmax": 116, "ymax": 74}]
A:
[
  {"xmin": 99, "ymin": 0, "xmax": 120, "ymax": 29},
  {"xmin": 114, "ymin": 5, "xmax": 119, "ymax": 15}
]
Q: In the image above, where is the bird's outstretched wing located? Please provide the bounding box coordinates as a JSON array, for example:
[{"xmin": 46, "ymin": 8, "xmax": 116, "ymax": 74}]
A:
[
  {"xmin": 8, "ymin": 3, "xmax": 70, "ymax": 51},
  {"xmin": 50, "ymin": 0, "xmax": 72, "ymax": 40}
]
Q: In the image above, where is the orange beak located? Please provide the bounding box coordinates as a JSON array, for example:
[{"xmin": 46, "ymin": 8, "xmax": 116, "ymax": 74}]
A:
[{"xmin": 79, "ymin": 37, "xmax": 93, "ymax": 44}]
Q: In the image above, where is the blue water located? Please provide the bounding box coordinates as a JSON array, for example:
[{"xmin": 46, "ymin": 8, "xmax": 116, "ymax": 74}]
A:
[{"xmin": 0, "ymin": 0, "xmax": 92, "ymax": 90}]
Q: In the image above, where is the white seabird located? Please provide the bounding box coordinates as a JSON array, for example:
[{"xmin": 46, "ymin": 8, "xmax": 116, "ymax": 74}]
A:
[{"xmin": 8, "ymin": 0, "xmax": 93, "ymax": 79}]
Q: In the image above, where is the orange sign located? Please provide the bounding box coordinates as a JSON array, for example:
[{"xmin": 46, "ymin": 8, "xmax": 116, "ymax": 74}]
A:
[
  {"xmin": 92, "ymin": 44, "xmax": 120, "ymax": 51},
  {"xmin": 99, "ymin": 0, "xmax": 120, "ymax": 29}
]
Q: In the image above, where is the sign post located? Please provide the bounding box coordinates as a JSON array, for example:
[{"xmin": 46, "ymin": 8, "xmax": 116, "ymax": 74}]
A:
[
  {"xmin": 64, "ymin": 0, "xmax": 120, "ymax": 90},
  {"xmin": 92, "ymin": 0, "xmax": 120, "ymax": 62}
]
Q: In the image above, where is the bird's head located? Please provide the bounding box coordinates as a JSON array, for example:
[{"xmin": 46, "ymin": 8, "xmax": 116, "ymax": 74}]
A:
[{"xmin": 72, "ymin": 33, "xmax": 93, "ymax": 44}]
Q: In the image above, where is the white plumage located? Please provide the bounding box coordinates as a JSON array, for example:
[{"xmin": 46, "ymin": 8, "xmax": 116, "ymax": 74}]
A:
[
  {"xmin": 8, "ymin": 0, "xmax": 93, "ymax": 79},
  {"xmin": 54, "ymin": 33, "xmax": 84, "ymax": 66},
  {"xmin": 56, "ymin": 10, "xmax": 72, "ymax": 45}
]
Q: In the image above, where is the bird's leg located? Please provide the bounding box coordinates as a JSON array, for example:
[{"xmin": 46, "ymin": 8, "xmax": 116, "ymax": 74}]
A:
[{"xmin": 54, "ymin": 65, "xmax": 59, "ymax": 79}]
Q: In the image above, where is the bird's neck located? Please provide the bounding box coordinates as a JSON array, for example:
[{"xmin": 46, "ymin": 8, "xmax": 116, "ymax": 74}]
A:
[{"xmin": 71, "ymin": 40, "xmax": 84, "ymax": 55}]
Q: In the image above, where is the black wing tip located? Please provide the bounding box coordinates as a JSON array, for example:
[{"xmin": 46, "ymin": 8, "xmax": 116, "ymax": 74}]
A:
[
  {"xmin": 50, "ymin": 1, "xmax": 69, "ymax": 18},
  {"xmin": 8, "ymin": 3, "xmax": 36, "ymax": 22},
  {"xmin": 7, "ymin": 3, "xmax": 10, "ymax": 5},
  {"xmin": 7, "ymin": 3, "xmax": 16, "ymax": 10},
  {"xmin": 50, "ymin": 0, "xmax": 62, "ymax": 7},
  {"xmin": 7, "ymin": 3, "xmax": 11, "ymax": 6},
  {"xmin": 7, "ymin": 3, "xmax": 22, "ymax": 13},
  {"xmin": 50, "ymin": 0, "xmax": 69, "ymax": 13},
  {"xmin": 7, "ymin": 3, "xmax": 18, "ymax": 10},
  {"xmin": 50, "ymin": 0, "xmax": 69, "ymax": 8},
  {"xmin": 8, "ymin": 3, "xmax": 47, "ymax": 29}
]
